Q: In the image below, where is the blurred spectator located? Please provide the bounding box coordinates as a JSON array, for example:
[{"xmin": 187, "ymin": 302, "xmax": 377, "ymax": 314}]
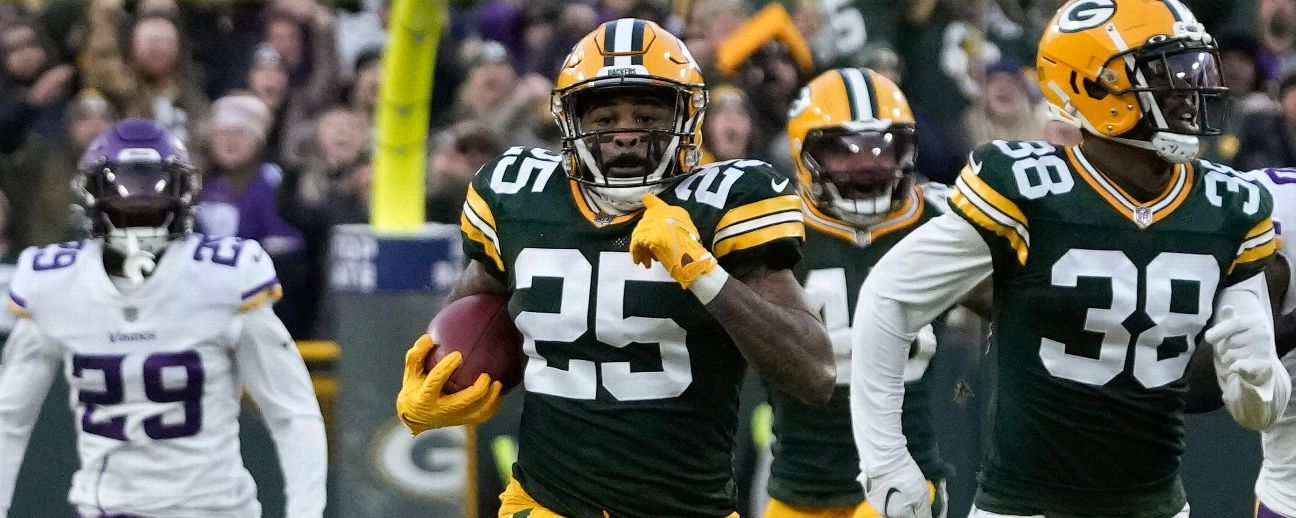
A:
[
  {"xmin": 284, "ymin": 107, "xmax": 371, "ymax": 215},
  {"xmin": 336, "ymin": 0, "xmax": 388, "ymax": 78},
  {"xmin": 1203, "ymin": 33, "xmax": 1280, "ymax": 164},
  {"xmin": 81, "ymin": 4, "xmax": 207, "ymax": 142},
  {"xmin": 425, "ymin": 121, "xmax": 502, "ymax": 225},
  {"xmin": 194, "ymin": 93, "xmax": 311, "ymax": 336},
  {"xmin": 347, "ymin": 46, "xmax": 382, "ymax": 126},
  {"xmin": 1259, "ymin": 0, "xmax": 1296, "ymax": 80},
  {"xmin": 715, "ymin": 3, "xmax": 814, "ymax": 173},
  {"xmin": 0, "ymin": 18, "xmax": 75, "ymax": 152},
  {"xmin": 682, "ymin": 0, "xmax": 746, "ymax": 73},
  {"xmin": 450, "ymin": 40, "xmax": 553, "ymax": 148},
  {"xmin": 246, "ymin": 43, "xmax": 305, "ymax": 155},
  {"xmin": 961, "ymin": 57, "xmax": 1047, "ymax": 147},
  {"xmin": 700, "ymin": 85, "xmax": 754, "ymax": 164},
  {"xmin": 0, "ymin": 89, "xmax": 110, "ymax": 252},
  {"xmin": 1234, "ymin": 74, "xmax": 1296, "ymax": 171},
  {"xmin": 865, "ymin": 47, "xmax": 905, "ymax": 87}
]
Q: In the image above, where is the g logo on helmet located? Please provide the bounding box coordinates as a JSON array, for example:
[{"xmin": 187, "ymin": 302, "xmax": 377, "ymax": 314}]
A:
[{"xmin": 1057, "ymin": 0, "xmax": 1116, "ymax": 33}]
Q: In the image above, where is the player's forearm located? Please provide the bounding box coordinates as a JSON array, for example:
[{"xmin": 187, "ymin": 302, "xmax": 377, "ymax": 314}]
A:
[
  {"xmin": 444, "ymin": 261, "xmax": 508, "ymax": 306},
  {"xmin": 698, "ymin": 268, "xmax": 835, "ymax": 406},
  {"xmin": 1215, "ymin": 275, "xmax": 1291, "ymax": 430},
  {"xmin": 850, "ymin": 213, "xmax": 994, "ymax": 473},
  {"xmin": 268, "ymin": 414, "xmax": 328, "ymax": 518}
]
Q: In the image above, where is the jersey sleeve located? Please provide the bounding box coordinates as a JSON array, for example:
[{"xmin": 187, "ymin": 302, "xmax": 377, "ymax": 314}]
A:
[
  {"xmin": 460, "ymin": 157, "xmax": 507, "ymax": 282},
  {"xmin": 0, "ymin": 318, "xmax": 61, "ymax": 514},
  {"xmin": 1227, "ymin": 178, "xmax": 1277, "ymax": 286},
  {"xmin": 236, "ymin": 239, "xmax": 283, "ymax": 312},
  {"xmin": 948, "ymin": 143, "xmax": 1033, "ymax": 266},
  {"xmin": 698, "ymin": 160, "xmax": 805, "ymax": 271},
  {"xmin": 6, "ymin": 247, "xmax": 38, "ymax": 318}
]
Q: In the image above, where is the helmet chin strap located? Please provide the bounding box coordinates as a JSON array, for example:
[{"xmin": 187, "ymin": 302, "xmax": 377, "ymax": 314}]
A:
[
  {"xmin": 103, "ymin": 217, "xmax": 173, "ymax": 284},
  {"xmin": 1103, "ymin": 132, "xmax": 1199, "ymax": 164}
]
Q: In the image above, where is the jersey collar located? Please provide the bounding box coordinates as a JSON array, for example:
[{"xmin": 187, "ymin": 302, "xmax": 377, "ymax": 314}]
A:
[
  {"xmin": 568, "ymin": 181, "xmax": 643, "ymax": 228},
  {"xmin": 1066, "ymin": 146, "xmax": 1194, "ymax": 229},
  {"xmin": 800, "ymin": 186, "xmax": 926, "ymax": 246}
]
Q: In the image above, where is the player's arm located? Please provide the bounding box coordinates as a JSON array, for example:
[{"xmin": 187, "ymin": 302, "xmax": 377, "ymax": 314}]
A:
[
  {"xmin": 234, "ymin": 305, "xmax": 328, "ymax": 518},
  {"xmin": 0, "ymin": 318, "xmax": 61, "ymax": 518},
  {"xmin": 1205, "ymin": 272, "xmax": 1291, "ymax": 430},
  {"xmin": 851, "ymin": 212, "xmax": 992, "ymax": 517},
  {"xmin": 703, "ymin": 260, "xmax": 835, "ymax": 406},
  {"xmin": 445, "ymin": 260, "xmax": 509, "ymax": 304}
]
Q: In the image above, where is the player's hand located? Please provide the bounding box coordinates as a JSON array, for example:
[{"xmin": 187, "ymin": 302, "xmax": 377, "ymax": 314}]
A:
[
  {"xmin": 864, "ymin": 457, "xmax": 932, "ymax": 518},
  {"xmin": 1207, "ymin": 305, "xmax": 1275, "ymax": 386},
  {"xmin": 629, "ymin": 193, "xmax": 717, "ymax": 289},
  {"xmin": 396, "ymin": 335, "xmax": 503, "ymax": 434}
]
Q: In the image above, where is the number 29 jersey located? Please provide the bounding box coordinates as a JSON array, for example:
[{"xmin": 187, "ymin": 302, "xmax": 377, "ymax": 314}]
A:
[
  {"xmin": 459, "ymin": 148, "xmax": 804, "ymax": 517},
  {"xmin": 948, "ymin": 141, "xmax": 1276, "ymax": 517},
  {"xmin": 1, "ymin": 235, "xmax": 283, "ymax": 517}
]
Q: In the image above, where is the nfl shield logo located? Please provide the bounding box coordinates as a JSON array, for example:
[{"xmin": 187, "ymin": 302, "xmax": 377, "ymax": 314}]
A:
[
  {"xmin": 123, "ymin": 306, "xmax": 138, "ymax": 322},
  {"xmin": 1134, "ymin": 207, "xmax": 1153, "ymax": 228}
]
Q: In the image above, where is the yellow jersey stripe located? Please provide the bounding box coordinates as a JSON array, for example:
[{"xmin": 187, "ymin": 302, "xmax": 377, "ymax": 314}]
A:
[
  {"xmin": 957, "ymin": 166, "xmax": 1027, "ymax": 225},
  {"xmin": 951, "ymin": 190, "xmax": 1029, "ymax": 265},
  {"xmin": 465, "ymin": 184, "xmax": 497, "ymax": 231},
  {"xmin": 1230, "ymin": 237, "xmax": 1279, "ymax": 274},
  {"xmin": 1248, "ymin": 217, "xmax": 1275, "ymax": 239},
  {"xmin": 239, "ymin": 284, "xmax": 284, "ymax": 312},
  {"xmin": 460, "ymin": 210, "xmax": 505, "ymax": 271},
  {"xmin": 6, "ymin": 299, "xmax": 28, "ymax": 318},
  {"xmin": 717, "ymin": 195, "xmax": 802, "ymax": 231},
  {"xmin": 714, "ymin": 221, "xmax": 804, "ymax": 258}
]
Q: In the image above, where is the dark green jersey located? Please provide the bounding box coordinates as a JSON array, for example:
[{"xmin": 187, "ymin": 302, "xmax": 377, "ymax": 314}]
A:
[
  {"xmin": 460, "ymin": 149, "xmax": 805, "ymax": 518},
  {"xmin": 947, "ymin": 140, "xmax": 1277, "ymax": 517},
  {"xmin": 768, "ymin": 185, "xmax": 952, "ymax": 507}
]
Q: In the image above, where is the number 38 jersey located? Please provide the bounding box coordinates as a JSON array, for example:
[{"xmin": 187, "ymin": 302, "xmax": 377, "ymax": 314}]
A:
[
  {"xmin": 0, "ymin": 235, "xmax": 285, "ymax": 517},
  {"xmin": 768, "ymin": 184, "xmax": 951, "ymax": 507},
  {"xmin": 948, "ymin": 141, "xmax": 1277, "ymax": 517},
  {"xmin": 460, "ymin": 148, "xmax": 804, "ymax": 517}
]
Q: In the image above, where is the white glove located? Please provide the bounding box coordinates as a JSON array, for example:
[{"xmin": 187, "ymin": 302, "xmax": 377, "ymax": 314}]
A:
[
  {"xmin": 1207, "ymin": 305, "xmax": 1282, "ymax": 429},
  {"xmin": 864, "ymin": 456, "xmax": 931, "ymax": 518}
]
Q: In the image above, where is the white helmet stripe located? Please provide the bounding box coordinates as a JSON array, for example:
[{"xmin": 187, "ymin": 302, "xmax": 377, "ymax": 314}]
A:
[
  {"xmin": 613, "ymin": 18, "xmax": 635, "ymax": 67},
  {"xmin": 839, "ymin": 68, "xmax": 874, "ymax": 121}
]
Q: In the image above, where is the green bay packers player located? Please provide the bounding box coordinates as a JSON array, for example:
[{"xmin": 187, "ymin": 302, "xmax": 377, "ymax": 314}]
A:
[
  {"xmin": 396, "ymin": 18, "xmax": 835, "ymax": 517},
  {"xmin": 849, "ymin": 1, "xmax": 1292, "ymax": 517},
  {"xmin": 765, "ymin": 68, "xmax": 953, "ymax": 518}
]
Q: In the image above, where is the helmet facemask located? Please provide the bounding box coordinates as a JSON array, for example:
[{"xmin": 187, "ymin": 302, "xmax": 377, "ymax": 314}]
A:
[
  {"xmin": 555, "ymin": 82, "xmax": 706, "ymax": 213},
  {"xmin": 801, "ymin": 122, "xmax": 916, "ymax": 228},
  {"xmin": 1099, "ymin": 35, "xmax": 1228, "ymax": 162},
  {"xmin": 75, "ymin": 156, "xmax": 199, "ymax": 282}
]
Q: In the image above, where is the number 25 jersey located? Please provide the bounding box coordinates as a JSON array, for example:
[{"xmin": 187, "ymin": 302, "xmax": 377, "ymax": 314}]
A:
[
  {"xmin": 460, "ymin": 148, "xmax": 804, "ymax": 518},
  {"xmin": 948, "ymin": 141, "xmax": 1276, "ymax": 517}
]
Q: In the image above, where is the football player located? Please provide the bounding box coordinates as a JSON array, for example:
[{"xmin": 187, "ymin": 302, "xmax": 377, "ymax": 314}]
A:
[
  {"xmin": 849, "ymin": 1, "xmax": 1291, "ymax": 517},
  {"xmin": 1240, "ymin": 167, "xmax": 1296, "ymax": 518},
  {"xmin": 765, "ymin": 68, "xmax": 954, "ymax": 518},
  {"xmin": 0, "ymin": 119, "xmax": 327, "ymax": 518},
  {"xmin": 395, "ymin": 18, "xmax": 835, "ymax": 518}
]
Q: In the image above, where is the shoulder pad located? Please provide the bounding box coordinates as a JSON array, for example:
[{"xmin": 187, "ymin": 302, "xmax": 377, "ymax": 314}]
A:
[
  {"xmin": 471, "ymin": 147, "xmax": 565, "ymax": 199},
  {"xmin": 9, "ymin": 241, "xmax": 88, "ymax": 317},
  {"xmin": 189, "ymin": 235, "xmax": 281, "ymax": 311},
  {"xmin": 673, "ymin": 159, "xmax": 804, "ymax": 259}
]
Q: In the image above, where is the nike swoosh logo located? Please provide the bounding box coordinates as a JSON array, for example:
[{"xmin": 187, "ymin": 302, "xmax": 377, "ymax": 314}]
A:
[
  {"xmin": 884, "ymin": 487, "xmax": 901, "ymax": 514},
  {"xmin": 968, "ymin": 157, "xmax": 983, "ymax": 175},
  {"xmin": 771, "ymin": 177, "xmax": 790, "ymax": 192}
]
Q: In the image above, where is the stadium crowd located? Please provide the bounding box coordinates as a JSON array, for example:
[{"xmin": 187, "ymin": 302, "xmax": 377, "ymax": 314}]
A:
[{"xmin": 0, "ymin": 0, "xmax": 1292, "ymax": 338}]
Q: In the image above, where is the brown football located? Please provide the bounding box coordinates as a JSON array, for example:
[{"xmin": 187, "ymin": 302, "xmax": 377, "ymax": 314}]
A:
[{"xmin": 426, "ymin": 294, "xmax": 525, "ymax": 394}]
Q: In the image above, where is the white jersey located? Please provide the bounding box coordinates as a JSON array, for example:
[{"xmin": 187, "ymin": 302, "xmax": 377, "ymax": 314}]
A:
[
  {"xmin": 0, "ymin": 235, "xmax": 326, "ymax": 518},
  {"xmin": 1252, "ymin": 167, "xmax": 1296, "ymax": 516}
]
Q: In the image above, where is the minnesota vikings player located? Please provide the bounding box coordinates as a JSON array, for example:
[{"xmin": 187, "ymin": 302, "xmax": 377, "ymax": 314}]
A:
[{"xmin": 0, "ymin": 119, "xmax": 326, "ymax": 518}]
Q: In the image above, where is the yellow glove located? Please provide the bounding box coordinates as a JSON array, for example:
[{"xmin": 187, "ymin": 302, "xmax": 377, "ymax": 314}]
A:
[
  {"xmin": 396, "ymin": 335, "xmax": 503, "ymax": 434},
  {"xmin": 630, "ymin": 193, "xmax": 718, "ymax": 289}
]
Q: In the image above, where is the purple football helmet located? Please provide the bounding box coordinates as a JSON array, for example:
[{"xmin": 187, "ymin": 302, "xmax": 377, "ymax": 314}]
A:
[{"xmin": 74, "ymin": 118, "xmax": 199, "ymax": 237}]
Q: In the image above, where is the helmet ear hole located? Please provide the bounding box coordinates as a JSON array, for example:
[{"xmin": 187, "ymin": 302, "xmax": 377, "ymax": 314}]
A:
[{"xmin": 1082, "ymin": 77, "xmax": 1110, "ymax": 100}]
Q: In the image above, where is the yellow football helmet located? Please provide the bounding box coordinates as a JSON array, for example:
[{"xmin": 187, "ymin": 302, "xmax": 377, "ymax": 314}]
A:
[
  {"xmin": 786, "ymin": 68, "xmax": 916, "ymax": 228},
  {"xmin": 552, "ymin": 18, "xmax": 707, "ymax": 212},
  {"xmin": 1037, "ymin": 0, "xmax": 1226, "ymax": 162}
]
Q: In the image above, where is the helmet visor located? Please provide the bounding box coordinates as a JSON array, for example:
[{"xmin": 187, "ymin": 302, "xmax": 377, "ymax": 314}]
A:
[
  {"xmin": 802, "ymin": 126, "xmax": 915, "ymax": 200},
  {"xmin": 85, "ymin": 161, "xmax": 192, "ymax": 229},
  {"xmin": 1125, "ymin": 40, "xmax": 1228, "ymax": 135}
]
